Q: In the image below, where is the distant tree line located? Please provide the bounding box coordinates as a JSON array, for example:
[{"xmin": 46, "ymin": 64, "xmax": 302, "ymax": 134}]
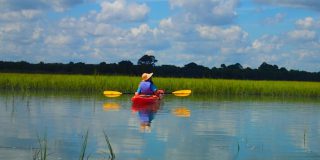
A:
[{"xmin": 0, "ymin": 55, "xmax": 319, "ymax": 81}]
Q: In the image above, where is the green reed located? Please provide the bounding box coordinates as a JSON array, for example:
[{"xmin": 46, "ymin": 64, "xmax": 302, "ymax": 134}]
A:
[
  {"xmin": 155, "ymin": 78, "xmax": 320, "ymax": 97},
  {"xmin": 32, "ymin": 130, "xmax": 115, "ymax": 160},
  {"xmin": 0, "ymin": 73, "xmax": 139, "ymax": 93},
  {"xmin": 79, "ymin": 130, "xmax": 89, "ymax": 160},
  {"xmin": 103, "ymin": 130, "xmax": 115, "ymax": 160},
  {"xmin": 0, "ymin": 73, "xmax": 319, "ymax": 97},
  {"xmin": 33, "ymin": 133, "xmax": 48, "ymax": 160}
]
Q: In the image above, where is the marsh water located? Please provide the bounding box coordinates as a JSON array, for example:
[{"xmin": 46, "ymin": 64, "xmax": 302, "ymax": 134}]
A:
[{"xmin": 0, "ymin": 92, "xmax": 319, "ymax": 160}]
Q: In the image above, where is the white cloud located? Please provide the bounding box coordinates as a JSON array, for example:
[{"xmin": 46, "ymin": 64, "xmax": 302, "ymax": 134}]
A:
[
  {"xmin": 281, "ymin": 49, "xmax": 320, "ymax": 71},
  {"xmin": 0, "ymin": 9, "xmax": 42, "ymax": 21},
  {"xmin": 197, "ymin": 25, "xmax": 248, "ymax": 43},
  {"xmin": 59, "ymin": 16, "xmax": 126, "ymax": 38},
  {"xmin": 0, "ymin": 0, "xmax": 319, "ymax": 72},
  {"xmin": 96, "ymin": 0, "xmax": 149, "ymax": 22},
  {"xmin": 196, "ymin": 25, "xmax": 249, "ymax": 56},
  {"xmin": 159, "ymin": 18, "xmax": 173, "ymax": 29},
  {"xmin": 1, "ymin": 0, "xmax": 242, "ymax": 66},
  {"xmin": 0, "ymin": 22, "xmax": 42, "ymax": 45},
  {"xmin": 169, "ymin": 0, "xmax": 239, "ymax": 25},
  {"xmin": 243, "ymin": 28, "xmax": 320, "ymax": 71},
  {"xmin": 295, "ymin": 17, "xmax": 320, "ymax": 29},
  {"xmin": 211, "ymin": 0, "xmax": 238, "ymax": 17},
  {"xmin": 45, "ymin": 34, "xmax": 72, "ymax": 46},
  {"xmin": 144, "ymin": 50, "xmax": 155, "ymax": 56},
  {"xmin": 233, "ymin": 34, "xmax": 286, "ymax": 67},
  {"xmin": 296, "ymin": 17, "xmax": 314, "ymax": 28},
  {"xmin": 264, "ymin": 13, "xmax": 285, "ymax": 25},
  {"xmin": 287, "ymin": 29, "xmax": 317, "ymax": 41},
  {"xmin": 32, "ymin": 27, "xmax": 43, "ymax": 40},
  {"xmin": 0, "ymin": 0, "xmax": 85, "ymax": 12},
  {"xmin": 250, "ymin": 35, "xmax": 282, "ymax": 53},
  {"xmin": 130, "ymin": 24, "xmax": 151, "ymax": 37},
  {"xmin": 253, "ymin": 0, "xmax": 320, "ymax": 11},
  {"xmin": 57, "ymin": 11, "xmax": 170, "ymax": 62},
  {"xmin": 49, "ymin": 0, "xmax": 86, "ymax": 12},
  {"xmin": 127, "ymin": 24, "xmax": 169, "ymax": 50},
  {"xmin": 0, "ymin": 23, "xmax": 22, "ymax": 33},
  {"xmin": 293, "ymin": 49, "xmax": 319, "ymax": 64}
]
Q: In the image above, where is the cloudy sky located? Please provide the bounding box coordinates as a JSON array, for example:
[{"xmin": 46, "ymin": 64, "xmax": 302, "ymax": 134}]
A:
[{"xmin": 0, "ymin": 0, "xmax": 319, "ymax": 72}]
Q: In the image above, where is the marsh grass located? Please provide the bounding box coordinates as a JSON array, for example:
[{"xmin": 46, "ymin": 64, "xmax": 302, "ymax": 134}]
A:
[
  {"xmin": 33, "ymin": 133, "xmax": 48, "ymax": 160},
  {"xmin": 1, "ymin": 73, "xmax": 319, "ymax": 97},
  {"xmin": 0, "ymin": 73, "xmax": 139, "ymax": 93},
  {"xmin": 78, "ymin": 130, "xmax": 115, "ymax": 160},
  {"xmin": 103, "ymin": 130, "xmax": 115, "ymax": 160},
  {"xmin": 79, "ymin": 130, "xmax": 89, "ymax": 160},
  {"xmin": 32, "ymin": 130, "xmax": 115, "ymax": 160}
]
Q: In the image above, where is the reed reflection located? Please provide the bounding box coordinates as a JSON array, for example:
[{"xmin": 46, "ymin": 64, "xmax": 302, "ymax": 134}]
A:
[{"xmin": 131, "ymin": 102, "xmax": 161, "ymax": 132}]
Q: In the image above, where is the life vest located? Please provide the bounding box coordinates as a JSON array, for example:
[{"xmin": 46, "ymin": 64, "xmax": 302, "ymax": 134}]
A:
[{"xmin": 139, "ymin": 81, "xmax": 154, "ymax": 95}]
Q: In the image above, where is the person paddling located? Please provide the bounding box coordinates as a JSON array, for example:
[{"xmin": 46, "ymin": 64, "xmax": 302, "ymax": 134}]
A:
[{"xmin": 135, "ymin": 73, "xmax": 158, "ymax": 95}]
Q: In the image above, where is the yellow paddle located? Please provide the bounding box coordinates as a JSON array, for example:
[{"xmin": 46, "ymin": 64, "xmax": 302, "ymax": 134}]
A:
[
  {"xmin": 171, "ymin": 90, "xmax": 192, "ymax": 97},
  {"xmin": 103, "ymin": 90, "xmax": 192, "ymax": 98},
  {"xmin": 103, "ymin": 91, "xmax": 123, "ymax": 97}
]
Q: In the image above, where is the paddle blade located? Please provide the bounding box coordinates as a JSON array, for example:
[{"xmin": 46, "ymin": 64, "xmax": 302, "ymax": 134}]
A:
[
  {"xmin": 172, "ymin": 90, "xmax": 192, "ymax": 97},
  {"xmin": 103, "ymin": 91, "xmax": 122, "ymax": 97}
]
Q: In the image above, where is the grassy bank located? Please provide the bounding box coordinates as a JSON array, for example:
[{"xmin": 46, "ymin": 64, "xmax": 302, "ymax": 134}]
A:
[{"xmin": 0, "ymin": 73, "xmax": 319, "ymax": 97}]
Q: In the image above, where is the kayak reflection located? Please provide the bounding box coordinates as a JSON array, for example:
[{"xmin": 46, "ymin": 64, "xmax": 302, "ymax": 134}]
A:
[{"xmin": 131, "ymin": 102, "xmax": 161, "ymax": 132}]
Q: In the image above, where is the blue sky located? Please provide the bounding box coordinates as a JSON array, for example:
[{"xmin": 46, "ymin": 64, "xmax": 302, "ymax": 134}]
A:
[{"xmin": 0, "ymin": 0, "xmax": 319, "ymax": 72}]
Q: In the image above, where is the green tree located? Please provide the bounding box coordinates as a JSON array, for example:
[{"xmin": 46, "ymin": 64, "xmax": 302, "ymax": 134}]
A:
[
  {"xmin": 258, "ymin": 62, "xmax": 278, "ymax": 71},
  {"xmin": 227, "ymin": 63, "xmax": 243, "ymax": 70},
  {"xmin": 137, "ymin": 55, "xmax": 158, "ymax": 66},
  {"xmin": 118, "ymin": 60, "xmax": 133, "ymax": 67}
]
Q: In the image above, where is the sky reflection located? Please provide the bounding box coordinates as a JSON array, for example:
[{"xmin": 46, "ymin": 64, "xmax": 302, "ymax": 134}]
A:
[{"xmin": 0, "ymin": 93, "xmax": 319, "ymax": 159}]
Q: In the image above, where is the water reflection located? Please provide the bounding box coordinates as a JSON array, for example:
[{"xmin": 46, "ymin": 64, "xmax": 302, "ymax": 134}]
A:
[
  {"xmin": 131, "ymin": 102, "xmax": 161, "ymax": 132},
  {"xmin": 103, "ymin": 102, "xmax": 121, "ymax": 112},
  {"xmin": 0, "ymin": 92, "xmax": 320, "ymax": 159},
  {"xmin": 172, "ymin": 107, "xmax": 191, "ymax": 117}
]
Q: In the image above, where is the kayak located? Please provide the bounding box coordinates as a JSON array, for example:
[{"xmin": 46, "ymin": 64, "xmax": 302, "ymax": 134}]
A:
[
  {"xmin": 131, "ymin": 94, "xmax": 162, "ymax": 104},
  {"xmin": 131, "ymin": 90, "xmax": 164, "ymax": 104},
  {"xmin": 131, "ymin": 99, "xmax": 160, "ymax": 112}
]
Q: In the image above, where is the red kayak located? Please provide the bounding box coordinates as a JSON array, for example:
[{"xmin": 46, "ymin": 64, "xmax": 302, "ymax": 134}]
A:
[
  {"xmin": 131, "ymin": 99, "xmax": 160, "ymax": 112},
  {"xmin": 131, "ymin": 90, "xmax": 164, "ymax": 104},
  {"xmin": 131, "ymin": 94, "xmax": 161, "ymax": 104}
]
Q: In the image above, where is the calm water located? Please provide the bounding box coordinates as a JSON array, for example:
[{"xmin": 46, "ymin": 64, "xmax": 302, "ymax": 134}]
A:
[{"xmin": 0, "ymin": 92, "xmax": 319, "ymax": 160}]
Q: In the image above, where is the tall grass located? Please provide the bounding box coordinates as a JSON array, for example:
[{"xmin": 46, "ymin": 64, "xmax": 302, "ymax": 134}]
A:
[
  {"xmin": 32, "ymin": 130, "xmax": 115, "ymax": 160},
  {"xmin": 0, "ymin": 73, "xmax": 319, "ymax": 97},
  {"xmin": 79, "ymin": 130, "xmax": 89, "ymax": 160},
  {"xmin": 0, "ymin": 73, "xmax": 139, "ymax": 93},
  {"xmin": 155, "ymin": 78, "xmax": 320, "ymax": 97},
  {"xmin": 103, "ymin": 130, "xmax": 115, "ymax": 160},
  {"xmin": 78, "ymin": 130, "xmax": 115, "ymax": 160},
  {"xmin": 33, "ymin": 133, "xmax": 48, "ymax": 160}
]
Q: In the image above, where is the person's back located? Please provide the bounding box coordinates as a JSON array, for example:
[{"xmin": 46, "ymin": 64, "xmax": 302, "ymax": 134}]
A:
[
  {"xmin": 139, "ymin": 81, "xmax": 155, "ymax": 95},
  {"xmin": 136, "ymin": 73, "xmax": 157, "ymax": 95}
]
